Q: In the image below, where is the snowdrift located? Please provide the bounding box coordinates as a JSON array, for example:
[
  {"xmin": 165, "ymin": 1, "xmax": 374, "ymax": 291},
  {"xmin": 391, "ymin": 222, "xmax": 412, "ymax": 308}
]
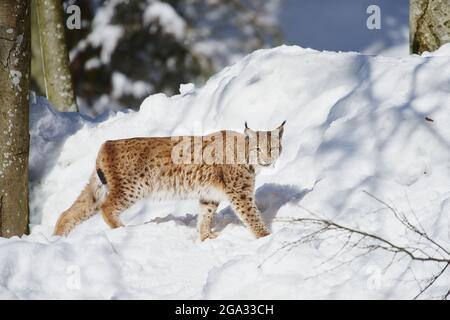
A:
[{"xmin": 1, "ymin": 45, "xmax": 450, "ymax": 299}]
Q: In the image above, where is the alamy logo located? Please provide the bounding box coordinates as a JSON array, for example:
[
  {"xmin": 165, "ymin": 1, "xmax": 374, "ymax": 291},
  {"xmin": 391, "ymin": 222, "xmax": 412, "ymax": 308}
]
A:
[
  {"xmin": 66, "ymin": 265, "xmax": 81, "ymax": 290},
  {"xmin": 366, "ymin": 5, "xmax": 381, "ymax": 30},
  {"xmin": 365, "ymin": 265, "xmax": 383, "ymax": 290},
  {"xmin": 66, "ymin": 5, "xmax": 81, "ymax": 30},
  {"xmin": 171, "ymin": 130, "xmax": 282, "ymax": 165}
]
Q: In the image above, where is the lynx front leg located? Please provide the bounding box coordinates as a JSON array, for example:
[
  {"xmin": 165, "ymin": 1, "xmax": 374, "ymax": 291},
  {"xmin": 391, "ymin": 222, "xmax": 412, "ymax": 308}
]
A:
[
  {"xmin": 198, "ymin": 200, "xmax": 220, "ymax": 241},
  {"xmin": 228, "ymin": 193, "xmax": 270, "ymax": 238},
  {"xmin": 222, "ymin": 165, "xmax": 270, "ymax": 239}
]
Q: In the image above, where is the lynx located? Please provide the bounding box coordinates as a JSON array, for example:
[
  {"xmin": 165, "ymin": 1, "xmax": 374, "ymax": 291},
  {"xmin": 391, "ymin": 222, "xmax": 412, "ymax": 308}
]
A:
[{"xmin": 54, "ymin": 121, "xmax": 286, "ymax": 240}]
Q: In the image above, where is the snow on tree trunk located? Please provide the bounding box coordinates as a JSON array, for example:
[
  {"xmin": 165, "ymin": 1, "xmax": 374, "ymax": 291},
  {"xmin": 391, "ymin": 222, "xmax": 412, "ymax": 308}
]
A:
[
  {"xmin": 36, "ymin": 0, "xmax": 77, "ymax": 112},
  {"xmin": 410, "ymin": 0, "xmax": 450, "ymax": 54},
  {"xmin": 0, "ymin": 0, "xmax": 31, "ymax": 237}
]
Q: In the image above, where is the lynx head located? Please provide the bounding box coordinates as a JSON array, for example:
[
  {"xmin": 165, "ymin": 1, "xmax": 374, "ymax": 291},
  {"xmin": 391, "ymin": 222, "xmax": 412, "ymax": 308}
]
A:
[{"xmin": 244, "ymin": 121, "xmax": 286, "ymax": 167}]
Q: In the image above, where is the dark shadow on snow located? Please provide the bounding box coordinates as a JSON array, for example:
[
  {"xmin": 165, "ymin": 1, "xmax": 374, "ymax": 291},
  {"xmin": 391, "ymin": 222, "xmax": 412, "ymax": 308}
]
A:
[
  {"xmin": 214, "ymin": 183, "xmax": 310, "ymax": 232},
  {"xmin": 140, "ymin": 183, "xmax": 312, "ymax": 233}
]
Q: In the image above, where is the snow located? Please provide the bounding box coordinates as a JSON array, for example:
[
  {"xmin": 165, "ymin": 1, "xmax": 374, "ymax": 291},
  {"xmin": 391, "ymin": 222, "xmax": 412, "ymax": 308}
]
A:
[
  {"xmin": 67, "ymin": 0, "xmax": 410, "ymax": 118},
  {"xmin": 422, "ymin": 43, "xmax": 450, "ymax": 57},
  {"xmin": 2, "ymin": 45, "xmax": 450, "ymax": 299},
  {"xmin": 112, "ymin": 72, "xmax": 153, "ymax": 100},
  {"xmin": 9, "ymin": 70, "xmax": 21, "ymax": 87},
  {"xmin": 143, "ymin": 1, "xmax": 186, "ymax": 40},
  {"xmin": 88, "ymin": 25, "xmax": 124, "ymax": 65},
  {"xmin": 179, "ymin": 83, "xmax": 195, "ymax": 96},
  {"xmin": 84, "ymin": 0, "xmax": 125, "ymax": 64}
]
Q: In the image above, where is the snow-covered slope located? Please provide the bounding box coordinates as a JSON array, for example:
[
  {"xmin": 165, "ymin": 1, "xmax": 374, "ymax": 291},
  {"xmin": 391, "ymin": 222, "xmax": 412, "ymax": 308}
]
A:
[{"xmin": 1, "ymin": 45, "xmax": 450, "ymax": 299}]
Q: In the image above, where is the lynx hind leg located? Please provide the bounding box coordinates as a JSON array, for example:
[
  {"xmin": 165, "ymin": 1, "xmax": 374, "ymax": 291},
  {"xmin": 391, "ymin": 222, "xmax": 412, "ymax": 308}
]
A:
[
  {"xmin": 54, "ymin": 173, "xmax": 104, "ymax": 236},
  {"xmin": 198, "ymin": 200, "xmax": 220, "ymax": 241},
  {"xmin": 227, "ymin": 191, "xmax": 270, "ymax": 239},
  {"xmin": 100, "ymin": 192, "xmax": 129, "ymax": 229}
]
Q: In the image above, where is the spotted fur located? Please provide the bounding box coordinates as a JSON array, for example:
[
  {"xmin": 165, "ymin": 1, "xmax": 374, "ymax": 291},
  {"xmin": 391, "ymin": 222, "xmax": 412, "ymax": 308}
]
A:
[{"xmin": 54, "ymin": 122, "xmax": 285, "ymax": 240}]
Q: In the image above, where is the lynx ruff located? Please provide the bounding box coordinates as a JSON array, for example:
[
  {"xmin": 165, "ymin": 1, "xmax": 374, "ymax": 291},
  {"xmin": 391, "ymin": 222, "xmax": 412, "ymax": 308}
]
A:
[{"xmin": 53, "ymin": 121, "xmax": 286, "ymax": 241}]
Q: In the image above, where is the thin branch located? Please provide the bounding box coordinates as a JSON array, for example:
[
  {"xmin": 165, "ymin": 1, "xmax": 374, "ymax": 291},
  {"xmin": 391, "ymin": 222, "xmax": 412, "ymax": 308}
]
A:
[
  {"xmin": 274, "ymin": 191, "xmax": 450, "ymax": 299},
  {"xmin": 413, "ymin": 262, "xmax": 450, "ymax": 300},
  {"xmin": 444, "ymin": 290, "xmax": 449, "ymax": 300},
  {"xmin": 363, "ymin": 190, "xmax": 449, "ymax": 256},
  {"xmin": 287, "ymin": 215, "xmax": 449, "ymax": 263}
]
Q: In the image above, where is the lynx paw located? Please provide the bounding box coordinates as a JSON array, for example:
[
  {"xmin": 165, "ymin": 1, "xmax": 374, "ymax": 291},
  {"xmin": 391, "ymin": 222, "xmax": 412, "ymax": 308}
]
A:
[
  {"xmin": 200, "ymin": 231, "xmax": 220, "ymax": 241},
  {"xmin": 255, "ymin": 229, "xmax": 271, "ymax": 238}
]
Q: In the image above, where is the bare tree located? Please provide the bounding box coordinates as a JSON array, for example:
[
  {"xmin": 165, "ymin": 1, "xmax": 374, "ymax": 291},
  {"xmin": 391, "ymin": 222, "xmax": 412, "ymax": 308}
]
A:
[
  {"xmin": 270, "ymin": 191, "xmax": 450, "ymax": 299},
  {"xmin": 0, "ymin": 0, "xmax": 31, "ymax": 237},
  {"xmin": 410, "ymin": 0, "xmax": 450, "ymax": 54},
  {"xmin": 35, "ymin": 0, "xmax": 77, "ymax": 111}
]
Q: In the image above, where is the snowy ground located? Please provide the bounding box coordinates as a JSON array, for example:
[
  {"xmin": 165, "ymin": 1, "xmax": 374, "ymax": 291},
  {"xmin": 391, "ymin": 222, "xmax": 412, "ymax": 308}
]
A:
[{"xmin": 1, "ymin": 45, "xmax": 450, "ymax": 299}]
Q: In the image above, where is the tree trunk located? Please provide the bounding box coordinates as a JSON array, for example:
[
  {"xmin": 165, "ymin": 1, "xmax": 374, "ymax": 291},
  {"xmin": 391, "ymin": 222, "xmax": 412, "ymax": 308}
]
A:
[
  {"xmin": 36, "ymin": 0, "xmax": 78, "ymax": 112},
  {"xmin": 0, "ymin": 0, "xmax": 31, "ymax": 237},
  {"xmin": 31, "ymin": 0, "xmax": 45, "ymax": 96},
  {"xmin": 410, "ymin": 0, "xmax": 450, "ymax": 54}
]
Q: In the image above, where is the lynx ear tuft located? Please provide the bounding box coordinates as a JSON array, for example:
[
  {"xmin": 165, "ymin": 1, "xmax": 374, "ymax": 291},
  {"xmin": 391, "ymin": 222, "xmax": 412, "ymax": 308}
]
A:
[
  {"xmin": 244, "ymin": 121, "xmax": 254, "ymax": 136},
  {"xmin": 277, "ymin": 120, "xmax": 286, "ymax": 137},
  {"xmin": 279, "ymin": 120, "xmax": 286, "ymax": 127}
]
